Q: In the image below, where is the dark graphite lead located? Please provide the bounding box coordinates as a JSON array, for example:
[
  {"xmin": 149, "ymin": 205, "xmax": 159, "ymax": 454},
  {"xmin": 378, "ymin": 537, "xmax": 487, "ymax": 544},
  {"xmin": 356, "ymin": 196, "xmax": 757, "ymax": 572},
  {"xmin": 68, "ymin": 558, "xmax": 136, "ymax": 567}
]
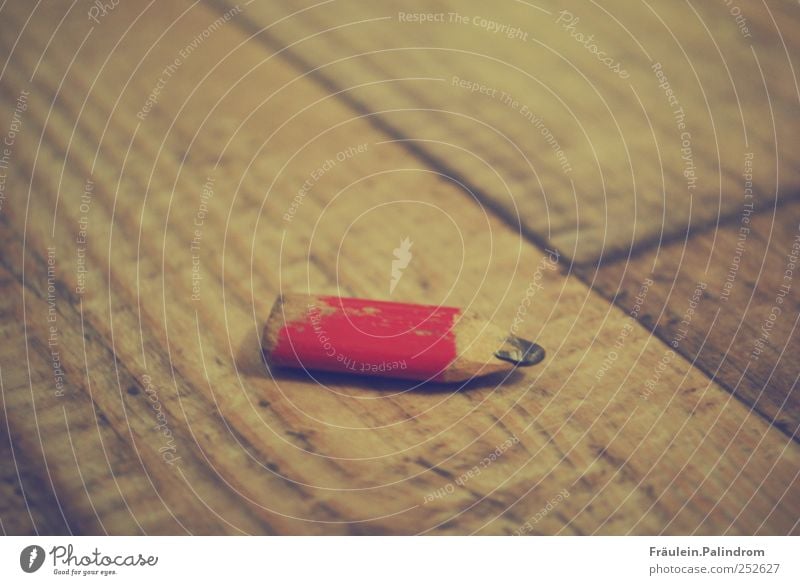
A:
[{"xmin": 495, "ymin": 336, "xmax": 546, "ymax": 367}]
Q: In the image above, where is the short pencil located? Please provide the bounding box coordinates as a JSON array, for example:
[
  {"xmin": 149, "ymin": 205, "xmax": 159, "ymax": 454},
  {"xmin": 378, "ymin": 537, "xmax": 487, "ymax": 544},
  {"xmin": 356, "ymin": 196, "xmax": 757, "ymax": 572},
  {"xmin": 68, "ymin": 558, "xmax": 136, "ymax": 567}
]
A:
[{"xmin": 262, "ymin": 293, "xmax": 544, "ymax": 382}]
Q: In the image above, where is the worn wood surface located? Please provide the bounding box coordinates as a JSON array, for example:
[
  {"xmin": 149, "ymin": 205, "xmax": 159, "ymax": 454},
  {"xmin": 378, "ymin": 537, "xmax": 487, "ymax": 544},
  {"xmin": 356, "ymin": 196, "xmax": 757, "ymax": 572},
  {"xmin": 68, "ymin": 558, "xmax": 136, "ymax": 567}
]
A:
[
  {"xmin": 0, "ymin": 0, "xmax": 798, "ymax": 535},
  {"xmin": 581, "ymin": 200, "xmax": 800, "ymax": 439},
  {"xmin": 0, "ymin": 410, "xmax": 70, "ymax": 536},
  {"xmin": 220, "ymin": 0, "xmax": 800, "ymax": 263}
]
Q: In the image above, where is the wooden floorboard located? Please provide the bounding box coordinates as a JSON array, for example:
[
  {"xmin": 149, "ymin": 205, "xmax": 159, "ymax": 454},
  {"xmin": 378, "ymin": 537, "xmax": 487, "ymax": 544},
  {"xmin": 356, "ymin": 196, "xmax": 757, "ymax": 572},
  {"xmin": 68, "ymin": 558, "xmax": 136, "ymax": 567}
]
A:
[
  {"xmin": 579, "ymin": 200, "xmax": 800, "ymax": 440},
  {"xmin": 0, "ymin": 0, "xmax": 797, "ymax": 535},
  {"xmin": 218, "ymin": 0, "xmax": 800, "ymax": 263},
  {"xmin": 0, "ymin": 226, "xmax": 268, "ymax": 535}
]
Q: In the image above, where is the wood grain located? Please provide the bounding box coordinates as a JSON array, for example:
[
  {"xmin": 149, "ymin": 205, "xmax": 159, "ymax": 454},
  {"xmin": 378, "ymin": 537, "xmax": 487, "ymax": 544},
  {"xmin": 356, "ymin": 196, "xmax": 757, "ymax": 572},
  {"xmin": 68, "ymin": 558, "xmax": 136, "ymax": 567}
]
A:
[
  {"xmin": 218, "ymin": 0, "xmax": 800, "ymax": 263},
  {"xmin": 0, "ymin": 397, "xmax": 70, "ymax": 535},
  {"xmin": 0, "ymin": 0, "xmax": 798, "ymax": 535},
  {"xmin": 580, "ymin": 200, "xmax": 800, "ymax": 440},
  {"xmin": 0, "ymin": 223, "xmax": 270, "ymax": 535}
]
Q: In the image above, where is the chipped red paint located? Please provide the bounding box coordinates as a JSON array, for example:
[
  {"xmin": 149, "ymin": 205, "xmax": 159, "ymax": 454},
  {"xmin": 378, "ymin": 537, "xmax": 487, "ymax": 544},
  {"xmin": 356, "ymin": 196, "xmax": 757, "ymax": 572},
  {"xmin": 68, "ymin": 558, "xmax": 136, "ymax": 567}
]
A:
[{"xmin": 268, "ymin": 295, "xmax": 461, "ymax": 381}]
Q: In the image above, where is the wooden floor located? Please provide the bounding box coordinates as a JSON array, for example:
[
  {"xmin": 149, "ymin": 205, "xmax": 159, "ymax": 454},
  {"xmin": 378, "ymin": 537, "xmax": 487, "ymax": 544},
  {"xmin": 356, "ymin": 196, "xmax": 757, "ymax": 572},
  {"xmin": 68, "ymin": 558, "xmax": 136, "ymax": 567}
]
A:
[{"xmin": 1, "ymin": 0, "xmax": 798, "ymax": 535}]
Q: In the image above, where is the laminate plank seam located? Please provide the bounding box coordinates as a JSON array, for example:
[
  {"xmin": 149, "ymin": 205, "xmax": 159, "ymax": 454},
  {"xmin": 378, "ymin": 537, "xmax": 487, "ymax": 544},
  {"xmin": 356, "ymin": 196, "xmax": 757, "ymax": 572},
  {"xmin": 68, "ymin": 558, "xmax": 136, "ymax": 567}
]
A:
[
  {"xmin": 208, "ymin": 0, "xmax": 800, "ymax": 442},
  {"xmin": 239, "ymin": 0, "xmax": 792, "ymax": 233},
  {"xmin": 209, "ymin": 0, "xmax": 800, "ymax": 266},
  {"xmin": 588, "ymin": 270, "xmax": 800, "ymax": 446},
  {"xmin": 582, "ymin": 242, "xmax": 800, "ymax": 444},
  {"xmin": 210, "ymin": 2, "xmax": 562, "ymax": 248},
  {"xmin": 579, "ymin": 182, "xmax": 799, "ymax": 434},
  {"xmin": 199, "ymin": 0, "xmax": 797, "ymax": 269},
  {"xmin": 587, "ymin": 47, "xmax": 800, "ymax": 441}
]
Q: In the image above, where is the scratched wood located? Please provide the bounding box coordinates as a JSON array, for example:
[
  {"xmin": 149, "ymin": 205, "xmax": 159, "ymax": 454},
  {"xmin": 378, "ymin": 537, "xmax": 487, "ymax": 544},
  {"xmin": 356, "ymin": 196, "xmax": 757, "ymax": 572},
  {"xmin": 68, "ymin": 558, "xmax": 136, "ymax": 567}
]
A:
[
  {"xmin": 0, "ymin": 0, "xmax": 798, "ymax": 535},
  {"xmin": 0, "ymin": 221, "xmax": 278, "ymax": 535},
  {"xmin": 0, "ymin": 263, "xmax": 69, "ymax": 536},
  {"xmin": 0, "ymin": 404, "xmax": 70, "ymax": 536},
  {"xmin": 219, "ymin": 0, "xmax": 800, "ymax": 264},
  {"xmin": 579, "ymin": 200, "xmax": 800, "ymax": 440}
]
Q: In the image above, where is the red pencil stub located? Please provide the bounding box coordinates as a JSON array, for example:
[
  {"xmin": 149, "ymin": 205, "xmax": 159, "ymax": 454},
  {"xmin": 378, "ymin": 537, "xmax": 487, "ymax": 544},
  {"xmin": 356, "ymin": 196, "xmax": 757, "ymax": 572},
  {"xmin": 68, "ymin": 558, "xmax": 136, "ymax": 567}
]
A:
[{"xmin": 262, "ymin": 294, "xmax": 544, "ymax": 382}]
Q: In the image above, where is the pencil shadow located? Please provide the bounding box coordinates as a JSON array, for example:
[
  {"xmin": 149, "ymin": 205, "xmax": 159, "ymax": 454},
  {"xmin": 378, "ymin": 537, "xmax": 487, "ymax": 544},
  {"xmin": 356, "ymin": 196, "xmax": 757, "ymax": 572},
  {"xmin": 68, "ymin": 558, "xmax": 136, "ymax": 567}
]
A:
[
  {"xmin": 269, "ymin": 367, "xmax": 525, "ymax": 394},
  {"xmin": 234, "ymin": 332, "xmax": 525, "ymax": 394}
]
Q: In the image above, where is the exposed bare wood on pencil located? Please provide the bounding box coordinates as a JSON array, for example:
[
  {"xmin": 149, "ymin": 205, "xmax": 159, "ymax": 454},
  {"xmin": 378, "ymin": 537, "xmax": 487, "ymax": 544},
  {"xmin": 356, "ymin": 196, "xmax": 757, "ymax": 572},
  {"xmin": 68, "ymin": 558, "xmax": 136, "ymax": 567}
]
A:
[{"xmin": 443, "ymin": 314, "xmax": 515, "ymax": 382}]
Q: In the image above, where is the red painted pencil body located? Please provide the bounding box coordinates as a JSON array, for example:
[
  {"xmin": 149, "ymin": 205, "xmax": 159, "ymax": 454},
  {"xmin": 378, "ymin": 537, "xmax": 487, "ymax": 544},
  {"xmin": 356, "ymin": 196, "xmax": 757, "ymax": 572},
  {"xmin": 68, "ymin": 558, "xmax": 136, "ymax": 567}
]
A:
[{"xmin": 262, "ymin": 294, "xmax": 536, "ymax": 382}]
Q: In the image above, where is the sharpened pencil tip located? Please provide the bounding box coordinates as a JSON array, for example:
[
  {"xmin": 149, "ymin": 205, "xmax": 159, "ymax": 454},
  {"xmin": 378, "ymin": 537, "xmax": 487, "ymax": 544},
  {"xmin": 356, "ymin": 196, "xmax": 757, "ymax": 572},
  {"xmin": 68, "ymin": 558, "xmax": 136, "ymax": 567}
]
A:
[{"xmin": 495, "ymin": 336, "xmax": 546, "ymax": 367}]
